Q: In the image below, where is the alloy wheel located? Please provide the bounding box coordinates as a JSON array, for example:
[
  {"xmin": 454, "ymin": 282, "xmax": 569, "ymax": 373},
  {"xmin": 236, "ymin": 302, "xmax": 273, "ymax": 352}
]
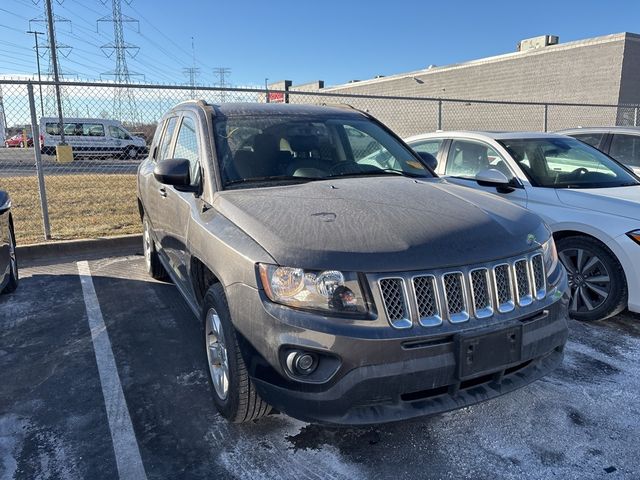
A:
[
  {"xmin": 205, "ymin": 308, "xmax": 229, "ymax": 400},
  {"xmin": 559, "ymin": 247, "xmax": 611, "ymax": 313}
]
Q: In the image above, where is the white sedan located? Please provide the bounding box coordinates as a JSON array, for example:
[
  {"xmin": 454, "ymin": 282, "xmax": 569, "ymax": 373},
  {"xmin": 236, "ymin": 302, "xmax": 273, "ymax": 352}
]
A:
[{"xmin": 403, "ymin": 131, "xmax": 640, "ymax": 321}]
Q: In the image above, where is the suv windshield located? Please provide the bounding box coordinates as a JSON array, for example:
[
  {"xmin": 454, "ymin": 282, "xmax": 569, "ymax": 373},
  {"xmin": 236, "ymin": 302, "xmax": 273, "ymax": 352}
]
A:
[
  {"xmin": 498, "ymin": 137, "xmax": 640, "ymax": 188},
  {"xmin": 213, "ymin": 113, "xmax": 432, "ymax": 187}
]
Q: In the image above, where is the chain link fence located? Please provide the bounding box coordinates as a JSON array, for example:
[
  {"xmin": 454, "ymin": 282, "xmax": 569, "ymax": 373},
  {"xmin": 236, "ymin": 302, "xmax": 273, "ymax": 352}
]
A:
[{"xmin": 1, "ymin": 79, "xmax": 639, "ymax": 245}]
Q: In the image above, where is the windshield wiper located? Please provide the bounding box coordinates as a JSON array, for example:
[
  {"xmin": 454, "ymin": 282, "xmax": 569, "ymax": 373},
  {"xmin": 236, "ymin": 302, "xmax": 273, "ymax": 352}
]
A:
[
  {"xmin": 325, "ymin": 168, "xmax": 428, "ymax": 179},
  {"xmin": 225, "ymin": 175, "xmax": 322, "ymax": 187}
]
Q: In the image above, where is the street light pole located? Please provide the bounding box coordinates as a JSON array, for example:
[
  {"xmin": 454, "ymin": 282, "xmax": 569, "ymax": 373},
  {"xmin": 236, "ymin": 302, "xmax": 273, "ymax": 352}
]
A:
[{"xmin": 26, "ymin": 30, "xmax": 45, "ymax": 118}]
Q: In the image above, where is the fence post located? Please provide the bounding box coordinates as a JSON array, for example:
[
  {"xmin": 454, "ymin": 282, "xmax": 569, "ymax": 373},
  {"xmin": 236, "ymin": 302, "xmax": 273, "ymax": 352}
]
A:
[
  {"xmin": 635, "ymin": 106, "xmax": 638, "ymax": 127},
  {"xmin": 27, "ymin": 83, "xmax": 51, "ymax": 240},
  {"xmin": 437, "ymin": 99, "xmax": 443, "ymax": 130},
  {"xmin": 543, "ymin": 104, "xmax": 549, "ymax": 132}
]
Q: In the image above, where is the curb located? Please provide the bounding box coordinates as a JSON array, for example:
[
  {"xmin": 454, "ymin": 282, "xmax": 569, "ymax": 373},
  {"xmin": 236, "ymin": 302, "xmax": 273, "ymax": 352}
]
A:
[{"xmin": 17, "ymin": 234, "xmax": 142, "ymax": 263}]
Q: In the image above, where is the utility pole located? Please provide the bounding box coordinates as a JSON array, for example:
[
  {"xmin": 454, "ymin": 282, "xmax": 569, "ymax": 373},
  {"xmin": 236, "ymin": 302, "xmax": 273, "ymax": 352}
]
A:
[
  {"xmin": 30, "ymin": 0, "xmax": 72, "ymax": 116},
  {"xmin": 45, "ymin": 0, "xmax": 66, "ymax": 144},
  {"xmin": 183, "ymin": 37, "xmax": 200, "ymax": 99},
  {"xmin": 213, "ymin": 67, "xmax": 231, "ymax": 102},
  {"xmin": 26, "ymin": 30, "xmax": 45, "ymax": 118},
  {"xmin": 98, "ymin": 0, "xmax": 142, "ymax": 123}
]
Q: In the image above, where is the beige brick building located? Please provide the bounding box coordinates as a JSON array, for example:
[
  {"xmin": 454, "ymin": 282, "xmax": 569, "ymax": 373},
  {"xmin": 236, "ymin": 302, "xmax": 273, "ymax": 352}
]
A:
[{"xmin": 277, "ymin": 33, "xmax": 640, "ymax": 137}]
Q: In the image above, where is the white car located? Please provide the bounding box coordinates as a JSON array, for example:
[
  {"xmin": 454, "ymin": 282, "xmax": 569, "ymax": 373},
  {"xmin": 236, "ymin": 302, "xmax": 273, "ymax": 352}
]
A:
[
  {"xmin": 40, "ymin": 117, "xmax": 147, "ymax": 159},
  {"xmin": 404, "ymin": 131, "xmax": 640, "ymax": 321},
  {"xmin": 557, "ymin": 127, "xmax": 640, "ymax": 176}
]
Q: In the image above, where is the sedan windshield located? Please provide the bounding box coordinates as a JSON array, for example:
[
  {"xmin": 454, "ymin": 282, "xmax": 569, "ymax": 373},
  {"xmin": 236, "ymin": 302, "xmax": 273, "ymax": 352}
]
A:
[
  {"xmin": 498, "ymin": 137, "xmax": 639, "ymax": 188},
  {"xmin": 213, "ymin": 114, "xmax": 432, "ymax": 188}
]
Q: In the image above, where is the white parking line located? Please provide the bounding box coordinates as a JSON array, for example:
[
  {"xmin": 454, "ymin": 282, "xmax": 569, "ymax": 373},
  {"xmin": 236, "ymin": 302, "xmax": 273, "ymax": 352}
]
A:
[{"xmin": 77, "ymin": 261, "xmax": 148, "ymax": 480}]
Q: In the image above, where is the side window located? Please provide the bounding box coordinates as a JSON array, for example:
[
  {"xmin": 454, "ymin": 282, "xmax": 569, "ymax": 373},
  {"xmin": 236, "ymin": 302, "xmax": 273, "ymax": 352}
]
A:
[
  {"xmin": 84, "ymin": 123, "xmax": 105, "ymax": 137},
  {"xmin": 157, "ymin": 117, "xmax": 178, "ymax": 162},
  {"xmin": 411, "ymin": 139, "xmax": 442, "ymax": 157},
  {"xmin": 572, "ymin": 133, "xmax": 603, "ymax": 149},
  {"xmin": 609, "ymin": 134, "xmax": 640, "ymax": 167},
  {"xmin": 173, "ymin": 117, "xmax": 200, "ymax": 186},
  {"xmin": 446, "ymin": 140, "xmax": 514, "ymax": 180}
]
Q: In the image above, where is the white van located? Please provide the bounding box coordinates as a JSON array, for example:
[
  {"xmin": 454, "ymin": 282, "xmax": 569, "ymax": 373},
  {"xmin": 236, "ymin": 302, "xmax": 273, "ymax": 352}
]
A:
[{"xmin": 40, "ymin": 117, "xmax": 147, "ymax": 159}]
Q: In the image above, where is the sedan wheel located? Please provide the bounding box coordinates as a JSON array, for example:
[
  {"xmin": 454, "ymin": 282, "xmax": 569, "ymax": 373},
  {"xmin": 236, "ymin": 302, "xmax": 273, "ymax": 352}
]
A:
[
  {"xmin": 557, "ymin": 236, "xmax": 627, "ymax": 321},
  {"xmin": 560, "ymin": 248, "xmax": 610, "ymax": 313},
  {"xmin": 205, "ymin": 308, "xmax": 230, "ymax": 400}
]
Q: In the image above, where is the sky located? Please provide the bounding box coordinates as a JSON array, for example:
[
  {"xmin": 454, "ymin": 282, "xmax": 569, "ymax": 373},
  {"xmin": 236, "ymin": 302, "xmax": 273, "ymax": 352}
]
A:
[{"xmin": 1, "ymin": 0, "xmax": 639, "ymax": 88}]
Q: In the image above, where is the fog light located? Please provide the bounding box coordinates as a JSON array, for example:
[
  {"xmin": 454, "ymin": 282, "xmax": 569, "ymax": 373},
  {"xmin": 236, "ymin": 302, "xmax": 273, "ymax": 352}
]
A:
[{"xmin": 286, "ymin": 351, "xmax": 318, "ymax": 376}]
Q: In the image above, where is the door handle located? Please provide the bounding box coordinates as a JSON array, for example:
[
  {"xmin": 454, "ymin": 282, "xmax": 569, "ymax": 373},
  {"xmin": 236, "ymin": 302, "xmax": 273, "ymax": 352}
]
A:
[{"xmin": 159, "ymin": 187, "xmax": 167, "ymax": 198}]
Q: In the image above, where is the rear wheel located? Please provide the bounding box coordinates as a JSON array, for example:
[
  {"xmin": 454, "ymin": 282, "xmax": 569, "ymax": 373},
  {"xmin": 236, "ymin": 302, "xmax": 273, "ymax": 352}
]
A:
[
  {"xmin": 142, "ymin": 216, "xmax": 168, "ymax": 280},
  {"xmin": 557, "ymin": 236, "xmax": 627, "ymax": 321},
  {"xmin": 203, "ymin": 283, "xmax": 271, "ymax": 423},
  {"xmin": 122, "ymin": 146, "xmax": 138, "ymax": 160},
  {"xmin": 3, "ymin": 219, "xmax": 18, "ymax": 294}
]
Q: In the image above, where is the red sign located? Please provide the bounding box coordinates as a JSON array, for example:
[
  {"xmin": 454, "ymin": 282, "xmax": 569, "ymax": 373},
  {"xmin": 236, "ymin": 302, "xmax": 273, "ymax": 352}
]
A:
[{"xmin": 268, "ymin": 92, "xmax": 285, "ymax": 103}]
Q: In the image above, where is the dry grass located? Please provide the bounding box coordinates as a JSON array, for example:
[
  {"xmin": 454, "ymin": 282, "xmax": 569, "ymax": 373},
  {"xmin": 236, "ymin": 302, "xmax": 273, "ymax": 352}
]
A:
[{"xmin": 1, "ymin": 174, "xmax": 141, "ymax": 245}]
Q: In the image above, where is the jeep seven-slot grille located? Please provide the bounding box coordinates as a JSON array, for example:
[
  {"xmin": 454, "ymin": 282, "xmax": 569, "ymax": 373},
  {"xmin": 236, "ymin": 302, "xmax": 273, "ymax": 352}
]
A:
[{"xmin": 378, "ymin": 252, "xmax": 546, "ymax": 329}]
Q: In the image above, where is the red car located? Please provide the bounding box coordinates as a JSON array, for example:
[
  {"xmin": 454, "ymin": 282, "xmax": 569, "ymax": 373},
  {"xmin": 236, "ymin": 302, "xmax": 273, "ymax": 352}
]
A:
[{"xmin": 4, "ymin": 134, "xmax": 34, "ymax": 148}]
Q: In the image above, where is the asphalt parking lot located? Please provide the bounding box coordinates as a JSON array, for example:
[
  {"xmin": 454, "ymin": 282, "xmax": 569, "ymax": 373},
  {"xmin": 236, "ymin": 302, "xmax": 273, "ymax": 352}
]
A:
[{"xmin": 1, "ymin": 251, "xmax": 639, "ymax": 480}]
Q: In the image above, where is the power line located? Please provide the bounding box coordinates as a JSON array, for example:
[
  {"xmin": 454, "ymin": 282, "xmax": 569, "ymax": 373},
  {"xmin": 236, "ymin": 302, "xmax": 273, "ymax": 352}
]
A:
[{"xmin": 97, "ymin": 0, "xmax": 142, "ymax": 122}]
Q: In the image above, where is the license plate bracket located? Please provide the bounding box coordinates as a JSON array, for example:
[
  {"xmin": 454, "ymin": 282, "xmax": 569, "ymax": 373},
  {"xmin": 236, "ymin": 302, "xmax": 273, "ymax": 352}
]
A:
[{"xmin": 456, "ymin": 325, "xmax": 522, "ymax": 380}]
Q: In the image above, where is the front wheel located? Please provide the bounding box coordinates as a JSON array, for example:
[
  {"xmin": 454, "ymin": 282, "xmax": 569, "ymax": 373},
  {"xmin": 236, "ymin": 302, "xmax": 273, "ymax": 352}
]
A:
[
  {"xmin": 122, "ymin": 146, "xmax": 138, "ymax": 160},
  {"xmin": 203, "ymin": 283, "xmax": 271, "ymax": 423},
  {"xmin": 2, "ymin": 219, "xmax": 18, "ymax": 294},
  {"xmin": 557, "ymin": 236, "xmax": 627, "ymax": 321}
]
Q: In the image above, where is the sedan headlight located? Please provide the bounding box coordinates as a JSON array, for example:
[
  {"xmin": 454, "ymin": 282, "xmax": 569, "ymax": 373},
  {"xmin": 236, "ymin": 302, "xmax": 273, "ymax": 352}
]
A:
[
  {"xmin": 258, "ymin": 264, "xmax": 368, "ymax": 314},
  {"xmin": 627, "ymin": 229, "xmax": 640, "ymax": 246},
  {"xmin": 541, "ymin": 237, "xmax": 559, "ymax": 275}
]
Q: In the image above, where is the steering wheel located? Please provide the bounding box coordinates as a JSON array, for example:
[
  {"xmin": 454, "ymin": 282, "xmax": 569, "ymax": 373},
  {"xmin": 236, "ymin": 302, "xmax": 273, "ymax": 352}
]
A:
[{"xmin": 570, "ymin": 167, "xmax": 589, "ymax": 177}]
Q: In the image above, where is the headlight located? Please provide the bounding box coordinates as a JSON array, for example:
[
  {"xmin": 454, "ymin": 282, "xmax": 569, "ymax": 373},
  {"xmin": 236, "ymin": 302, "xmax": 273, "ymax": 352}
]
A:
[
  {"xmin": 627, "ymin": 230, "xmax": 640, "ymax": 246},
  {"xmin": 541, "ymin": 237, "xmax": 559, "ymax": 275},
  {"xmin": 258, "ymin": 264, "xmax": 368, "ymax": 314}
]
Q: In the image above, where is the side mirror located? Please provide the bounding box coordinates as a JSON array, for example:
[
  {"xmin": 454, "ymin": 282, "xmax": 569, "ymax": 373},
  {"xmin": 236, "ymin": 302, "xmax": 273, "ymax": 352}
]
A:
[
  {"xmin": 417, "ymin": 151, "xmax": 438, "ymax": 170},
  {"xmin": 153, "ymin": 158, "xmax": 194, "ymax": 190},
  {"xmin": 475, "ymin": 168, "xmax": 514, "ymax": 193}
]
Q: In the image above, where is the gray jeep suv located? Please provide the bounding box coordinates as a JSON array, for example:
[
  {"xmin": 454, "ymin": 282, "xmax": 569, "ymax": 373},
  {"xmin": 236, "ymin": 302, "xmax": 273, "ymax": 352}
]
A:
[{"xmin": 137, "ymin": 101, "xmax": 569, "ymax": 425}]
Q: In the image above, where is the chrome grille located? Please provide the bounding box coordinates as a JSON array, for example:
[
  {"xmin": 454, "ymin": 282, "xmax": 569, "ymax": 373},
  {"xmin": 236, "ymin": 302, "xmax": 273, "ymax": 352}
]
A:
[
  {"xmin": 412, "ymin": 275, "xmax": 442, "ymax": 326},
  {"xmin": 514, "ymin": 259, "xmax": 533, "ymax": 306},
  {"xmin": 378, "ymin": 251, "xmax": 547, "ymax": 329},
  {"xmin": 493, "ymin": 264, "xmax": 515, "ymax": 313},
  {"xmin": 442, "ymin": 272, "xmax": 469, "ymax": 323},
  {"xmin": 378, "ymin": 278, "xmax": 411, "ymax": 329},
  {"xmin": 531, "ymin": 253, "xmax": 546, "ymax": 299},
  {"xmin": 470, "ymin": 268, "xmax": 492, "ymax": 318}
]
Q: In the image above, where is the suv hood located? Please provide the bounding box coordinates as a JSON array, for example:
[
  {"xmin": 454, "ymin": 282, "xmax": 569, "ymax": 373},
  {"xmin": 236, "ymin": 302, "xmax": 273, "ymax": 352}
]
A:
[
  {"xmin": 213, "ymin": 177, "xmax": 548, "ymax": 272},
  {"xmin": 556, "ymin": 186, "xmax": 640, "ymax": 221}
]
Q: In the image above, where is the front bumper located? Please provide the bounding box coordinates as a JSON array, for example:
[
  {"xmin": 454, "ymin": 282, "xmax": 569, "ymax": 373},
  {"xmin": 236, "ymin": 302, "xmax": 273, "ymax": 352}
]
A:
[{"xmin": 226, "ymin": 272, "xmax": 570, "ymax": 425}]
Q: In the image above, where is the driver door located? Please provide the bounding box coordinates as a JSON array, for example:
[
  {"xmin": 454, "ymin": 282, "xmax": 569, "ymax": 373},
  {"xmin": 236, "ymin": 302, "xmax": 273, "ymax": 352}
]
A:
[{"xmin": 441, "ymin": 139, "xmax": 528, "ymax": 208}]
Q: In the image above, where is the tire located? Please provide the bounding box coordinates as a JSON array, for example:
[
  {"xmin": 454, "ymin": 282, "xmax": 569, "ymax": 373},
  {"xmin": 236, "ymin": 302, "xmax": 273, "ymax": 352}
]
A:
[
  {"xmin": 3, "ymin": 219, "xmax": 18, "ymax": 294},
  {"xmin": 142, "ymin": 216, "xmax": 168, "ymax": 281},
  {"xmin": 123, "ymin": 146, "xmax": 138, "ymax": 160},
  {"xmin": 203, "ymin": 283, "xmax": 271, "ymax": 423},
  {"xmin": 19, "ymin": 141, "xmax": 25, "ymax": 148},
  {"xmin": 4, "ymin": 143, "xmax": 8, "ymax": 148},
  {"xmin": 556, "ymin": 235, "xmax": 627, "ymax": 321}
]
